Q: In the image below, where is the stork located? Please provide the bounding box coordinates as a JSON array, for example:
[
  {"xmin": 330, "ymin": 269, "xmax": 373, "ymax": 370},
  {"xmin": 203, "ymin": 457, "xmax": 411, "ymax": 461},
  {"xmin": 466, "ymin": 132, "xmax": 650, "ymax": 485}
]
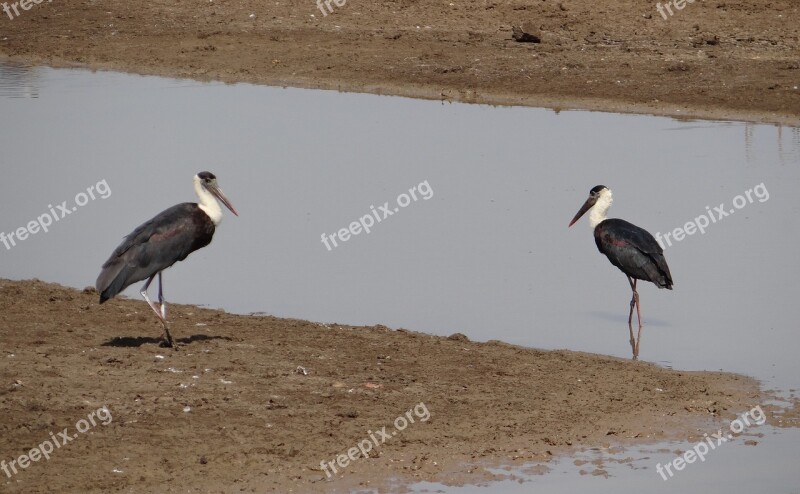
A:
[
  {"xmin": 569, "ymin": 185, "xmax": 673, "ymax": 359},
  {"xmin": 96, "ymin": 171, "xmax": 238, "ymax": 347}
]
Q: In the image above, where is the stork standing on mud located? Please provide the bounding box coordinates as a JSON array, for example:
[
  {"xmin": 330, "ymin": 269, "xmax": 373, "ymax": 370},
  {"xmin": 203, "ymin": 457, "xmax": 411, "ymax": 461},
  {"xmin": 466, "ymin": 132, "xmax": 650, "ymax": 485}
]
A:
[
  {"xmin": 568, "ymin": 185, "xmax": 673, "ymax": 359},
  {"xmin": 96, "ymin": 172, "xmax": 238, "ymax": 347}
]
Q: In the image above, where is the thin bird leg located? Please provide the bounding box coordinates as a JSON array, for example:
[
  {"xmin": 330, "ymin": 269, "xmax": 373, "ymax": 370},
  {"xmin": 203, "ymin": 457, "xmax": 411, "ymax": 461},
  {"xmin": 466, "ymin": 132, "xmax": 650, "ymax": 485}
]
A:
[
  {"xmin": 633, "ymin": 279, "xmax": 643, "ymax": 358},
  {"xmin": 158, "ymin": 272, "xmax": 166, "ymax": 319},
  {"xmin": 140, "ymin": 273, "xmax": 174, "ymax": 347},
  {"xmin": 627, "ymin": 276, "xmax": 637, "ymax": 360},
  {"xmin": 140, "ymin": 275, "xmax": 163, "ymax": 322},
  {"xmin": 157, "ymin": 272, "xmax": 175, "ymax": 348}
]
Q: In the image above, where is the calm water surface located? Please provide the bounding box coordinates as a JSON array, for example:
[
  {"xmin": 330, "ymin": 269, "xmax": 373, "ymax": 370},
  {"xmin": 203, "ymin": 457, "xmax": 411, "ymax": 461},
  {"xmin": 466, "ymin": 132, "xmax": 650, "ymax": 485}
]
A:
[{"xmin": 1, "ymin": 61, "xmax": 798, "ymax": 492}]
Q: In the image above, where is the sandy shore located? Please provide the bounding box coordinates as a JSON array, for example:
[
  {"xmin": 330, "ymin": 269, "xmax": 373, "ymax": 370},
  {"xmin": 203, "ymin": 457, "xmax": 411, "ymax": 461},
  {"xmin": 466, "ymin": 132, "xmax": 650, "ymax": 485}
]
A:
[
  {"xmin": 0, "ymin": 0, "xmax": 798, "ymax": 124},
  {"xmin": 0, "ymin": 279, "xmax": 779, "ymax": 492}
]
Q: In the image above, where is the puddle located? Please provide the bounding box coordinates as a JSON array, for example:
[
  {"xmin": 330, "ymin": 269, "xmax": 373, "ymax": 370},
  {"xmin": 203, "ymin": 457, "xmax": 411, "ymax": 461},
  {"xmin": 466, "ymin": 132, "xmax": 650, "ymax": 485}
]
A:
[{"xmin": 1, "ymin": 62, "xmax": 798, "ymax": 492}]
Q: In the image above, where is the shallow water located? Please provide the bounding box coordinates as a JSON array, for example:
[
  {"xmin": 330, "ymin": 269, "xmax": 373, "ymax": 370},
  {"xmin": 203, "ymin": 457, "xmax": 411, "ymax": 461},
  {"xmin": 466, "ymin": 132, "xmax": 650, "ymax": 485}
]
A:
[
  {"xmin": 1, "ymin": 62, "xmax": 798, "ymax": 492},
  {"xmin": 412, "ymin": 426, "xmax": 800, "ymax": 493}
]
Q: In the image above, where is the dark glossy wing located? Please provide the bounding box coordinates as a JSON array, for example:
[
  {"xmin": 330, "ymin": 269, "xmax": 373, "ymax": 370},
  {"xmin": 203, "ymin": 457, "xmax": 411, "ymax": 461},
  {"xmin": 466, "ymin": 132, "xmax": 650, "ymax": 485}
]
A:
[
  {"xmin": 96, "ymin": 203, "xmax": 215, "ymax": 302},
  {"xmin": 594, "ymin": 218, "xmax": 673, "ymax": 289}
]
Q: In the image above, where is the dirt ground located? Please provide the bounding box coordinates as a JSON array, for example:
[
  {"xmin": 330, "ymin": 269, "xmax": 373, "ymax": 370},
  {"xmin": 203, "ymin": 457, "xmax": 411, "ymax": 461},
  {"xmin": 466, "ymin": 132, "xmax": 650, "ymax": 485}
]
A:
[
  {"xmin": 0, "ymin": 0, "xmax": 798, "ymax": 124},
  {"xmin": 1, "ymin": 279, "xmax": 794, "ymax": 493}
]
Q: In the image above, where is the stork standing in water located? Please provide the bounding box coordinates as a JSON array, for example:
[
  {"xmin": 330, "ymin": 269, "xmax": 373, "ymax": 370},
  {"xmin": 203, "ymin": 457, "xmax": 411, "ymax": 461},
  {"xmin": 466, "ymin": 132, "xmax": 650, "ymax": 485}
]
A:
[
  {"xmin": 96, "ymin": 172, "xmax": 238, "ymax": 347},
  {"xmin": 568, "ymin": 185, "xmax": 672, "ymax": 359}
]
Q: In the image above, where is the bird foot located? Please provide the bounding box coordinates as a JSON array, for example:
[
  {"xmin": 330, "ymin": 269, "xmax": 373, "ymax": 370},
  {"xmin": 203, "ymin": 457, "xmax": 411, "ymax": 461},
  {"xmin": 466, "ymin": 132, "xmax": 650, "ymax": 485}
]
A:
[
  {"xmin": 159, "ymin": 337, "xmax": 175, "ymax": 349},
  {"xmin": 160, "ymin": 325, "xmax": 176, "ymax": 349}
]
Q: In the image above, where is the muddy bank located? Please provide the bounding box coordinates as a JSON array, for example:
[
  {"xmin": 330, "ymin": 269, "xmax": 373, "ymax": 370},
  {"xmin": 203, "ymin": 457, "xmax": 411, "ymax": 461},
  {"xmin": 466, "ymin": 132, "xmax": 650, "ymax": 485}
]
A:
[
  {"xmin": 0, "ymin": 279, "xmax": 772, "ymax": 492},
  {"xmin": 0, "ymin": 0, "xmax": 798, "ymax": 124}
]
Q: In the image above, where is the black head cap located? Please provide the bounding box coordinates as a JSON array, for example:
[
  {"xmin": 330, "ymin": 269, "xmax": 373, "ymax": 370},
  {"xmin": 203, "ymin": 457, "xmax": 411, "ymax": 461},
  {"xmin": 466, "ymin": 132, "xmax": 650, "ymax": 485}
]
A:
[
  {"xmin": 197, "ymin": 171, "xmax": 217, "ymax": 181},
  {"xmin": 589, "ymin": 185, "xmax": 608, "ymax": 196}
]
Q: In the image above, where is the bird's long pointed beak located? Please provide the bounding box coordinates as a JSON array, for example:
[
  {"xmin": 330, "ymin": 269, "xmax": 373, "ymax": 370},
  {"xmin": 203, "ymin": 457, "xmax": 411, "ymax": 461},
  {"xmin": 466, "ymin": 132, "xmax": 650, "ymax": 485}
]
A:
[
  {"xmin": 568, "ymin": 197, "xmax": 594, "ymax": 227},
  {"xmin": 209, "ymin": 185, "xmax": 238, "ymax": 216}
]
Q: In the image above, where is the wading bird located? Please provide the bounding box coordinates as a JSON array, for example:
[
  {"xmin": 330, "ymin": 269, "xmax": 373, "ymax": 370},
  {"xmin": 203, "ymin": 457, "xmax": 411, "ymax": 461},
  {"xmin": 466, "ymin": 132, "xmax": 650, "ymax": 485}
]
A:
[
  {"xmin": 96, "ymin": 172, "xmax": 238, "ymax": 347},
  {"xmin": 568, "ymin": 185, "xmax": 672, "ymax": 359}
]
